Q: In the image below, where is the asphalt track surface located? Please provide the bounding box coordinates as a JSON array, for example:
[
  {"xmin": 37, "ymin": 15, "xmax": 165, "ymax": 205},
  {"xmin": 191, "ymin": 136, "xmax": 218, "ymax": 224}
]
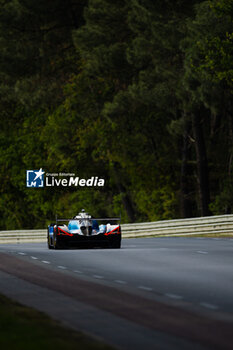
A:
[{"xmin": 0, "ymin": 237, "xmax": 233, "ymax": 349}]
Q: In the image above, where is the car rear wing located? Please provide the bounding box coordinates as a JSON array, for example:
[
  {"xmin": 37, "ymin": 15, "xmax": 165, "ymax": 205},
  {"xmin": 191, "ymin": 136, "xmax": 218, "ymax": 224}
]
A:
[{"xmin": 55, "ymin": 216, "xmax": 121, "ymax": 226}]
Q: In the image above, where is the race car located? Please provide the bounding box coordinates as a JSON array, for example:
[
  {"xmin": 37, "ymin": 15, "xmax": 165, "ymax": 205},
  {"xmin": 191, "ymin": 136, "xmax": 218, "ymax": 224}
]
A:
[{"xmin": 47, "ymin": 209, "xmax": 121, "ymax": 249}]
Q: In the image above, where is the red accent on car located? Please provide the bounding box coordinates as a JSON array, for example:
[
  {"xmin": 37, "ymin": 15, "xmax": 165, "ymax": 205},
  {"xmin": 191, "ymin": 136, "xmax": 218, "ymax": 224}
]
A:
[
  {"xmin": 57, "ymin": 227, "xmax": 73, "ymax": 236},
  {"xmin": 104, "ymin": 226, "xmax": 121, "ymax": 236}
]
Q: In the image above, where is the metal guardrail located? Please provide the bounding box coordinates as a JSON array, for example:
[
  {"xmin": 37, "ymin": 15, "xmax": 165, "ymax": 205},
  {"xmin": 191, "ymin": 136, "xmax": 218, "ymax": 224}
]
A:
[{"xmin": 0, "ymin": 214, "xmax": 233, "ymax": 244}]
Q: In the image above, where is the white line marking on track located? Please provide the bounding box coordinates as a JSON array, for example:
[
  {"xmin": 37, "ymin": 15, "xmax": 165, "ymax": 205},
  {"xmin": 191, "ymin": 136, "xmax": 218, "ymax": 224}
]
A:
[
  {"xmin": 197, "ymin": 251, "xmax": 208, "ymax": 254},
  {"xmin": 114, "ymin": 280, "xmax": 127, "ymax": 284},
  {"xmin": 200, "ymin": 302, "xmax": 218, "ymax": 310},
  {"xmin": 30, "ymin": 256, "xmax": 38, "ymax": 260},
  {"xmin": 57, "ymin": 265, "xmax": 67, "ymax": 270},
  {"xmin": 73, "ymin": 270, "xmax": 83, "ymax": 274},
  {"xmin": 41, "ymin": 260, "xmax": 50, "ymax": 264},
  {"xmin": 138, "ymin": 286, "xmax": 153, "ymax": 291},
  {"xmin": 93, "ymin": 275, "xmax": 104, "ymax": 279},
  {"xmin": 165, "ymin": 293, "xmax": 183, "ymax": 300},
  {"xmin": 18, "ymin": 252, "xmax": 26, "ymax": 255}
]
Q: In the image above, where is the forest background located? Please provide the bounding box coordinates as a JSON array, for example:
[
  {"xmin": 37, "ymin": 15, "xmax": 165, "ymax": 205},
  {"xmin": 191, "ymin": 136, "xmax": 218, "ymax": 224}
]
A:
[{"xmin": 1, "ymin": 0, "xmax": 233, "ymax": 229}]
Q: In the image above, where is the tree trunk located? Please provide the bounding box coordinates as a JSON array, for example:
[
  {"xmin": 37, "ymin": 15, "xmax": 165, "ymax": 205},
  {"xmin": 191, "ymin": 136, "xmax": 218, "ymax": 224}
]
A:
[
  {"xmin": 180, "ymin": 115, "xmax": 193, "ymax": 218},
  {"xmin": 113, "ymin": 163, "xmax": 135, "ymax": 222},
  {"xmin": 192, "ymin": 111, "xmax": 210, "ymax": 216}
]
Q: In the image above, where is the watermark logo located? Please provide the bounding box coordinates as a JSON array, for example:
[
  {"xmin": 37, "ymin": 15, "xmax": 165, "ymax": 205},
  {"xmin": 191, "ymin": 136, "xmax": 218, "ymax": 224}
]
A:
[
  {"xmin": 26, "ymin": 169, "xmax": 105, "ymax": 188},
  {"xmin": 26, "ymin": 169, "xmax": 45, "ymax": 187}
]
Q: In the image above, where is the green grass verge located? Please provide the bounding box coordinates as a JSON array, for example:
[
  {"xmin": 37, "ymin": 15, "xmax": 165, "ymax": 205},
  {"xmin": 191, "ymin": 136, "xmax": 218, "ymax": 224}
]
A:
[{"xmin": 0, "ymin": 294, "xmax": 114, "ymax": 350}]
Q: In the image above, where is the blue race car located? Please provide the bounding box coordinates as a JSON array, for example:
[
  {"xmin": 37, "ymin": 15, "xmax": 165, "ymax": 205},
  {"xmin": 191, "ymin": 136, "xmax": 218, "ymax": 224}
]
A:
[{"xmin": 47, "ymin": 209, "xmax": 121, "ymax": 249}]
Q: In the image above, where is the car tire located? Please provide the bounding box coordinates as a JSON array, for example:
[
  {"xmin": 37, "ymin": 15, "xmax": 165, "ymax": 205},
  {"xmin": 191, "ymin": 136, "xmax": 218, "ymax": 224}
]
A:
[
  {"xmin": 47, "ymin": 228, "xmax": 54, "ymax": 249},
  {"xmin": 110, "ymin": 236, "xmax": 121, "ymax": 249},
  {"xmin": 111, "ymin": 242, "xmax": 121, "ymax": 249},
  {"xmin": 53, "ymin": 227, "xmax": 60, "ymax": 249}
]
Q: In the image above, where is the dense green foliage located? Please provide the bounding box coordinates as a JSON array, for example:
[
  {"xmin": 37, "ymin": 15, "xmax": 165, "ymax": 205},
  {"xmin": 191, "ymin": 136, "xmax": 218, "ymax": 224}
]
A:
[{"xmin": 1, "ymin": 0, "xmax": 233, "ymax": 229}]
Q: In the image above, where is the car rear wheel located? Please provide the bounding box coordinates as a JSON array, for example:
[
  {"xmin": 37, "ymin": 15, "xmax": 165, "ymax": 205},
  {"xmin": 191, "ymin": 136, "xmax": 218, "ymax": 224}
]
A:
[
  {"xmin": 109, "ymin": 236, "xmax": 121, "ymax": 249},
  {"xmin": 53, "ymin": 228, "xmax": 59, "ymax": 249},
  {"xmin": 47, "ymin": 228, "xmax": 53, "ymax": 249},
  {"xmin": 111, "ymin": 242, "xmax": 121, "ymax": 249},
  {"xmin": 53, "ymin": 228, "xmax": 65, "ymax": 249}
]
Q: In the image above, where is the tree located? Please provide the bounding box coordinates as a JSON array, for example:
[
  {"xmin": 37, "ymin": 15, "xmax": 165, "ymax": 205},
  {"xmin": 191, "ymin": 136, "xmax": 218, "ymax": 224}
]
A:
[
  {"xmin": 182, "ymin": 0, "xmax": 233, "ymax": 214},
  {"xmin": 0, "ymin": 0, "xmax": 86, "ymax": 228}
]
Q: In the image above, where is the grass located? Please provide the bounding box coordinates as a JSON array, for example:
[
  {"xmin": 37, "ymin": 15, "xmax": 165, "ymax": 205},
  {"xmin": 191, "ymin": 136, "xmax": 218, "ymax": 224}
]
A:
[{"xmin": 0, "ymin": 294, "xmax": 114, "ymax": 350}]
